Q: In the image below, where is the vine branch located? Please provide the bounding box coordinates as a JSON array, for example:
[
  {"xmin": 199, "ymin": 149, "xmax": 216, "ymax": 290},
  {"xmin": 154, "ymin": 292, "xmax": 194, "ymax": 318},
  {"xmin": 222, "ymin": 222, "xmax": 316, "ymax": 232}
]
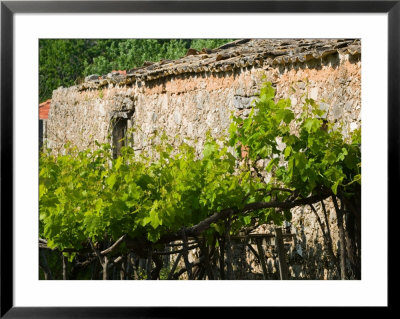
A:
[{"xmin": 158, "ymin": 190, "xmax": 331, "ymax": 244}]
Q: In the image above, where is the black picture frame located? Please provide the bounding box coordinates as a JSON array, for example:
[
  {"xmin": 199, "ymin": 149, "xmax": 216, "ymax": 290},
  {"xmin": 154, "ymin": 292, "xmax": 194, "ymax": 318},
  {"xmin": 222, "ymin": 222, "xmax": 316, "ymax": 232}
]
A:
[{"xmin": 1, "ymin": 0, "xmax": 395, "ymax": 317}]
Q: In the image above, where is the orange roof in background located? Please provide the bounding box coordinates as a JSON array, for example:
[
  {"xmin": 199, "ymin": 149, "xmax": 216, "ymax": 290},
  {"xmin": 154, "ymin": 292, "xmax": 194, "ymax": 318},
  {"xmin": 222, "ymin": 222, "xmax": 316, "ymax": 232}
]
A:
[{"xmin": 39, "ymin": 99, "xmax": 51, "ymax": 119}]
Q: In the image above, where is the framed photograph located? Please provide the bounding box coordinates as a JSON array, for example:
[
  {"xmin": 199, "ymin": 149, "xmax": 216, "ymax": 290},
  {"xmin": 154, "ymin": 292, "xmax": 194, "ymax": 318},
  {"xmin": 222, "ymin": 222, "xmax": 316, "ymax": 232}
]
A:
[{"xmin": 1, "ymin": 0, "xmax": 395, "ymax": 317}]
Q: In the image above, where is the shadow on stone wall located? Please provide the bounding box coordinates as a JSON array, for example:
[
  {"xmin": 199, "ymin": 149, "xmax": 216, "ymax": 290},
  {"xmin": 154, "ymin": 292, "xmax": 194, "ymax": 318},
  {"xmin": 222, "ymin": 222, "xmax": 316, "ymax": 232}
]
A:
[{"xmin": 209, "ymin": 232, "xmax": 346, "ymax": 280}]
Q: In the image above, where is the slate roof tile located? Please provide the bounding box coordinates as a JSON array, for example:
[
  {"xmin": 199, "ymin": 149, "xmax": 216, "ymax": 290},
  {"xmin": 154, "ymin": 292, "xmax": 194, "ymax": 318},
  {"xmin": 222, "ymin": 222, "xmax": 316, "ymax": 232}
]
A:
[{"xmin": 78, "ymin": 38, "xmax": 361, "ymax": 90}]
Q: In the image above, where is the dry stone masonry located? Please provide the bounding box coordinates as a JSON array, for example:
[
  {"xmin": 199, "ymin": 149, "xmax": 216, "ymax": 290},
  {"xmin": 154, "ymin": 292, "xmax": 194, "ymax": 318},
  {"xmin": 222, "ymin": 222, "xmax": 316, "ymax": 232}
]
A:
[{"xmin": 46, "ymin": 39, "xmax": 361, "ymax": 279}]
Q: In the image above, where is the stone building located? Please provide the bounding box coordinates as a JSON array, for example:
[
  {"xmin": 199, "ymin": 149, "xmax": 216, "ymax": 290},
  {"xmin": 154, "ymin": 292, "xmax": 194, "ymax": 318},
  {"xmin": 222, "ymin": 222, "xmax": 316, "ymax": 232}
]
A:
[{"xmin": 45, "ymin": 39, "xmax": 361, "ymax": 279}]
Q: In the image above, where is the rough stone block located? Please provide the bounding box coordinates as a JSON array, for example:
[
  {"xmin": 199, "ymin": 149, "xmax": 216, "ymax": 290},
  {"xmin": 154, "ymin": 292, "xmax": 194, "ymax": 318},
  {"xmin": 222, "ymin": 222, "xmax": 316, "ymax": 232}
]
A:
[{"xmin": 233, "ymin": 95, "xmax": 258, "ymax": 109}]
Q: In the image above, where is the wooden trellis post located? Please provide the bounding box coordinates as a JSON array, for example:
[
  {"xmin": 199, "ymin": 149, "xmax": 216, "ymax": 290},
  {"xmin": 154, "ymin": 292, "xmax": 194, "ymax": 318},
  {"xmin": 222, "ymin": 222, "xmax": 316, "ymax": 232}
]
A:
[
  {"xmin": 275, "ymin": 227, "xmax": 290, "ymax": 280},
  {"xmin": 255, "ymin": 238, "xmax": 268, "ymax": 280}
]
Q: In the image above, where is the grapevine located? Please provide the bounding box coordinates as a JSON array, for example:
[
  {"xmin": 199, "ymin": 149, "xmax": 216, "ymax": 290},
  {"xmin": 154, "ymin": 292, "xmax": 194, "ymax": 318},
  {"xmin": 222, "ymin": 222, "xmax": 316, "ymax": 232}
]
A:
[{"xmin": 39, "ymin": 83, "xmax": 361, "ymax": 279}]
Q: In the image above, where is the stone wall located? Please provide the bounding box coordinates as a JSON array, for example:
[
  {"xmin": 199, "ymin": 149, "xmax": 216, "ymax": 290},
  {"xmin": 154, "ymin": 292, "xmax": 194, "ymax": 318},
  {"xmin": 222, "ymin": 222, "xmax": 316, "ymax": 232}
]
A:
[
  {"xmin": 47, "ymin": 86, "xmax": 135, "ymax": 153},
  {"xmin": 48, "ymin": 52, "xmax": 360, "ymax": 152},
  {"xmin": 48, "ymin": 54, "xmax": 360, "ymax": 150},
  {"xmin": 46, "ymin": 39, "xmax": 361, "ymax": 279}
]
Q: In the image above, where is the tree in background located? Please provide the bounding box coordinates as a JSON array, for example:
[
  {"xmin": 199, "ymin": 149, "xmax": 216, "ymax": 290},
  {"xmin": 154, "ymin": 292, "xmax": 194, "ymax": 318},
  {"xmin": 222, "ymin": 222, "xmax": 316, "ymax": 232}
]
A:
[
  {"xmin": 39, "ymin": 39, "xmax": 233, "ymax": 102},
  {"xmin": 39, "ymin": 39, "xmax": 105, "ymax": 102}
]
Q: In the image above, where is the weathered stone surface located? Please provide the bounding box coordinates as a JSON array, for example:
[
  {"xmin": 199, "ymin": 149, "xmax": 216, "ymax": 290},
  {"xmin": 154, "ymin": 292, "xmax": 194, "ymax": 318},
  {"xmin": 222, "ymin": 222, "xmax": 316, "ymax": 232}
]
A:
[
  {"xmin": 233, "ymin": 95, "xmax": 258, "ymax": 109},
  {"xmin": 332, "ymin": 103, "xmax": 344, "ymax": 119},
  {"xmin": 350, "ymin": 122, "xmax": 358, "ymax": 132},
  {"xmin": 310, "ymin": 87, "xmax": 319, "ymax": 100},
  {"xmin": 73, "ymin": 39, "xmax": 361, "ymax": 90},
  {"xmin": 46, "ymin": 38, "xmax": 361, "ymax": 279},
  {"xmin": 319, "ymin": 102, "xmax": 330, "ymax": 118},
  {"xmin": 85, "ymin": 74, "xmax": 99, "ymax": 81}
]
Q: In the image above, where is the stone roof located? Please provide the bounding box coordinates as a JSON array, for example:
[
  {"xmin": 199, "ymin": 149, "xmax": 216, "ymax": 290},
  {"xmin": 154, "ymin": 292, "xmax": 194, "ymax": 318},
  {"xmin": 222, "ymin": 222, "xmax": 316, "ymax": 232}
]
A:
[{"xmin": 78, "ymin": 38, "xmax": 361, "ymax": 90}]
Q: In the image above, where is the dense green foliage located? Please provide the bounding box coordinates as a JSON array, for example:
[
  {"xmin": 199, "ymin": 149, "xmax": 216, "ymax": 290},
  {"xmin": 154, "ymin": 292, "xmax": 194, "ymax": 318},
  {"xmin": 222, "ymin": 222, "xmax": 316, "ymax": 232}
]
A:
[
  {"xmin": 39, "ymin": 39, "xmax": 233, "ymax": 102},
  {"xmin": 229, "ymin": 82, "xmax": 361, "ymax": 198},
  {"xmin": 39, "ymin": 82, "xmax": 360, "ymax": 249},
  {"xmin": 39, "ymin": 83, "xmax": 361, "ymax": 279},
  {"xmin": 39, "ymin": 134, "xmax": 263, "ymax": 251}
]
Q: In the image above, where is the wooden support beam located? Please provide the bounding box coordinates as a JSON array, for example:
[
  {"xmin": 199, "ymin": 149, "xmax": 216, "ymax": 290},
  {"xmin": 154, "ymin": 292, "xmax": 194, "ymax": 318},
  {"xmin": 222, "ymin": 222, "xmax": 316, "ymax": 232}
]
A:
[
  {"xmin": 255, "ymin": 238, "xmax": 268, "ymax": 280},
  {"xmin": 167, "ymin": 252, "xmax": 182, "ymax": 280},
  {"xmin": 62, "ymin": 254, "xmax": 68, "ymax": 280},
  {"xmin": 275, "ymin": 227, "xmax": 290, "ymax": 280},
  {"xmin": 247, "ymin": 243, "xmax": 260, "ymax": 261},
  {"xmin": 146, "ymin": 248, "xmax": 152, "ymax": 280}
]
